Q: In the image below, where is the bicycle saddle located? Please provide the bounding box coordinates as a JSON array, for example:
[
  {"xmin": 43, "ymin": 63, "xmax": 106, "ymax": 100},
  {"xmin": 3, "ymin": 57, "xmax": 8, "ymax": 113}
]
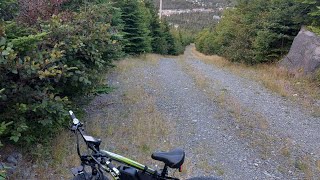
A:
[{"xmin": 151, "ymin": 148, "xmax": 185, "ymax": 168}]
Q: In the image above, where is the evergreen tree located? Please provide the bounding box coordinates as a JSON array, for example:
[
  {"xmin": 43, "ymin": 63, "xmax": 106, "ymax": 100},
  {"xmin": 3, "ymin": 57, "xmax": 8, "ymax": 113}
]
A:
[
  {"xmin": 0, "ymin": 0, "xmax": 18, "ymax": 20},
  {"xmin": 145, "ymin": 0, "xmax": 168, "ymax": 54},
  {"xmin": 116, "ymin": 0, "xmax": 152, "ymax": 55},
  {"xmin": 163, "ymin": 21, "xmax": 176, "ymax": 55}
]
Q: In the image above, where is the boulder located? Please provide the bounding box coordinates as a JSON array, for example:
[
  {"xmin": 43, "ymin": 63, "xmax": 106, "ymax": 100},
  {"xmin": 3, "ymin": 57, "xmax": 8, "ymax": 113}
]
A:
[{"xmin": 280, "ymin": 27, "xmax": 320, "ymax": 75}]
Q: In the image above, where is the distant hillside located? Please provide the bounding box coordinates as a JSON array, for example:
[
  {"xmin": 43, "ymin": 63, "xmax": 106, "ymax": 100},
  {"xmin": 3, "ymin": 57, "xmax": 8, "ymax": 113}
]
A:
[
  {"xmin": 153, "ymin": 0, "xmax": 233, "ymax": 9},
  {"xmin": 153, "ymin": 0, "xmax": 235, "ymax": 32}
]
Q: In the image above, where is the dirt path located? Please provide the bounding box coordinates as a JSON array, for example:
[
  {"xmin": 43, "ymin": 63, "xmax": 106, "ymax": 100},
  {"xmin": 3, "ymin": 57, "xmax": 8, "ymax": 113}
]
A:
[{"xmin": 85, "ymin": 46, "xmax": 320, "ymax": 180}]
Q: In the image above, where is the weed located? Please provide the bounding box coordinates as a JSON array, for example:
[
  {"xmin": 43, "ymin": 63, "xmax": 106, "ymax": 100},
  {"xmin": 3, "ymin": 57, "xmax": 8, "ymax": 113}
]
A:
[
  {"xmin": 280, "ymin": 146, "xmax": 291, "ymax": 157},
  {"xmin": 295, "ymin": 160, "xmax": 308, "ymax": 171},
  {"xmin": 213, "ymin": 164, "xmax": 225, "ymax": 176},
  {"xmin": 316, "ymin": 160, "xmax": 320, "ymax": 172},
  {"xmin": 91, "ymin": 85, "xmax": 115, "ymax": 95}
]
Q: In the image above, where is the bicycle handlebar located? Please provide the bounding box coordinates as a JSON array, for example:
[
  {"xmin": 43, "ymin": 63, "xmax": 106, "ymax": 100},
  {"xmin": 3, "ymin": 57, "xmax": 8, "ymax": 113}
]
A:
[
  {"xmin": 69, "ymin": 110, "xmax": 80, "ymax": 126},
  {"xmin": 68, "ymin": 110, "xmax": 121, "ymax": 178}
]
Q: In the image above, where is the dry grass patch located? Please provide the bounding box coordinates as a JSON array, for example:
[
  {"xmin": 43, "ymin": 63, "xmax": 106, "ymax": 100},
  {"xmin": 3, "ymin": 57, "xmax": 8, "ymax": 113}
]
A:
[
  {"xmin": 89, "ymin": 55, "xmax": 173, "ymax": 168},
  {"xmin": 13, "ymin": 130, "xmax": 80, "ymax": 179},
  {"xmin": 212, "ymin": 164, "xmax": 225, "ymax": 176},
  {"xmin": 115, "ymin": 54, "xmax": 161, "ymax": 73}
]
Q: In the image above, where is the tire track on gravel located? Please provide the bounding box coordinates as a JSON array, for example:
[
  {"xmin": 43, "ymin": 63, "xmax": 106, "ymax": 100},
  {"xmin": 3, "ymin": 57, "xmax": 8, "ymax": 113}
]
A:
[
  {"xmin": 147, "ymin": 58, "xmax": 283, "ymax": 179},
  {"xmin": 182, "ymin": 46, "xmax": 320, "ymax": 179}
]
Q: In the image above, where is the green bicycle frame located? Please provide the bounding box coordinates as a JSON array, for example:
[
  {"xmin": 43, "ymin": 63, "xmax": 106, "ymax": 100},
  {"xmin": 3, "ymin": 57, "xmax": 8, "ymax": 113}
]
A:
[{"xmin": 101, "ymin": 150, "xmax": 157, "ymax": 175}]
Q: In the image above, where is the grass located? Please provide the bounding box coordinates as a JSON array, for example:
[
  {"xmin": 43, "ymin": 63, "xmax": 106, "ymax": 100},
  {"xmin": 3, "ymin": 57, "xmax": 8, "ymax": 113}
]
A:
[
  {"xmin": 294, "ymin": 156, "xmax": 314, "ymax": 179},
  {"xmin": 90, "ymin": 54, "xmax": 180, "ymax": 171},
  {"xmin": 191, "ymin": 46, "xmax": 320, "ymax": 116},
  {"xmin": 316, "ymin": 160, "xmax": 320, "ymax": 172},
  {"xmin": 16, "ymin": 53, "xmax": 175, "ymax": 179},
  {"xmin": 212, "ymin": 164, "xmax": 225, "ymax": 176}
]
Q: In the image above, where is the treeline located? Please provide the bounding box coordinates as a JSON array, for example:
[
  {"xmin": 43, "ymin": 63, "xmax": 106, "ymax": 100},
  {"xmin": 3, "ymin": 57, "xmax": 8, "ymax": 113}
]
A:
[
  {"xmin": 165, "ymin": 12, "xmax": 219, "ymax": 32},
  {"xmin": 195, "ymin": 0, "xmax": 320, "ymax": 64},
  {"xmin": 0, "ymin": 0, "xmax": 192, "ymax": 147}
]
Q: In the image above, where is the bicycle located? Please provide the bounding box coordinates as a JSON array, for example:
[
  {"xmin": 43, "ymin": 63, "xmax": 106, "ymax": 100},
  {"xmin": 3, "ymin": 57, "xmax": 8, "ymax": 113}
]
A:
[{"xmin": 68, "ymin": 110, "xmax": 185, "ymax": 180}]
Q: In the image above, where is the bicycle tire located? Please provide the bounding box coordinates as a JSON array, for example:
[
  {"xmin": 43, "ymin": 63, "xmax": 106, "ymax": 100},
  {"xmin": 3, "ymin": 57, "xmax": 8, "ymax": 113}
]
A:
[
  {"xmin": 187, "ymin": 177, "xmax": 221, "ymax": 180},
  {"xmin": 72, "ymin": 174, "xmax": 86, "ymax": 180},
  {"xmin": 72, "ymin": 173, "xmax": 109, "ymax": 180}
]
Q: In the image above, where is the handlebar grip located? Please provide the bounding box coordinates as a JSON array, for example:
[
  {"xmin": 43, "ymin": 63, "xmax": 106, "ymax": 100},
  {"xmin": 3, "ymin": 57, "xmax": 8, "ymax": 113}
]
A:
[
  {"xmin": 69, "ymin": 110, "xmax": 80, "ymax": 125},
  {"xmin": 69, "ymin": 110, "xmax": 76, "ymax": 120}
]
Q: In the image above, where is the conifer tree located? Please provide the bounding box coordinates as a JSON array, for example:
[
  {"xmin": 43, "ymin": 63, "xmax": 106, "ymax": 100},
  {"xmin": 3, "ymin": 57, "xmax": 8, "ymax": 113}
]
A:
[
  {"xmin": 116, "ymin": 0, "xmax": 152, "ymax": 55},
  {"xmin": 145, "ymin": 0, "xmax": 168, "ymax": 54},
  {"xmin": 163, "ymin": 21, "xmax": 176, "ymax": 55}
]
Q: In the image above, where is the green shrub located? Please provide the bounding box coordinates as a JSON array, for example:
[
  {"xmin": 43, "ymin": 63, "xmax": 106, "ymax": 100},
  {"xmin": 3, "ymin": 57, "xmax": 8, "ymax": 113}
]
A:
[
  {"xmin": 0, "ymin": 0, "xmax": 191, "ymax": 149},
  {"xmin": 0, "ymin": 3, "xmax": 123, "ymax": 146},
  {"xmin": 195, "ymin": 0, "xmax": 306, "ymax": 64},
  {"xmin": 0, "ymin": 31, "xmax": 70, "ymax": 144},
  {"xmin": 0, "ymin": 0, "xmax": 18, "ymax": 21}
]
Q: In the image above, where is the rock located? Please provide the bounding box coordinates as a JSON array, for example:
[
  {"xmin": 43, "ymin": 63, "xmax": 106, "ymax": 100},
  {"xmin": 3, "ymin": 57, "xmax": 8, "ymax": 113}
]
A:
[
  {"xmin": 280, "ymin": 27, "xmax": 320, "ymax": 75},
  {"xmin": 4, "ymin": 163, "xmax": 15, "ymax": 175},
  {"xmin": 6, "ymin": 152, "xmax": 22, "ymax": 166},
  {"xmin": 6, "ymin": 156, "xmax": 18, "ymax": 166},
  {"xmin": 0, "ymin": 162, "xmax": 4, "ymax": 170}
]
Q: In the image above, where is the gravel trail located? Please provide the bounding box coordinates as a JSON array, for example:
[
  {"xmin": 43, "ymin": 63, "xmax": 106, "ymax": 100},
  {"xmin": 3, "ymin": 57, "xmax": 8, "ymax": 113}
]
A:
[
  {"xmin": 183, "ymin": 47, "xmax": 320, "ymax": 157},
  {"xmin": 87, "ymin": 46, "xmax": 320, "ymax": 179},
  {"xmin": 149, "ymin": 58, "xmax": 276, "ymax": 179}
]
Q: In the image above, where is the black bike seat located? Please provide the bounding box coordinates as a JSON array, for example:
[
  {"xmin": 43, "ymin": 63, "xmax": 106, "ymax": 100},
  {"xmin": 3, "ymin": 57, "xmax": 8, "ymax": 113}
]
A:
[{"xmin": 151, "ymin": 148, "xmax": 185, "ymax": 168}]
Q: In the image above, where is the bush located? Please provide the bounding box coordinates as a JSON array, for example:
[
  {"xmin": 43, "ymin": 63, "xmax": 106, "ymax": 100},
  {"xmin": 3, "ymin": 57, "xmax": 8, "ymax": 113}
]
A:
[
  {"xmin": 195, "ymin": 0, "xmax": 306, "ymax": 64},
  {"xmin": 0, "ymin": 3, "xmax": 123, "ymax": 146},
  {"xmin": 0, "ymin": 0, "xmax": 191, "ymax": 148},
  {"xmin": 0, "ymin": 0, "xmax": 18, "ymax": 21}
]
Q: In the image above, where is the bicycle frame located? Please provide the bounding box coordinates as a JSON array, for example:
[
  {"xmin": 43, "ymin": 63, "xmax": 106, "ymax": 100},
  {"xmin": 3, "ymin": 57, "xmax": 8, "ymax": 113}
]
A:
[
  {"xmin": 69, "ymin": 110, "xmax": 181, "ymax": 180},
  {"xmin": 101, "ymin": 150, "xmax": 157, "ymax": 174}
]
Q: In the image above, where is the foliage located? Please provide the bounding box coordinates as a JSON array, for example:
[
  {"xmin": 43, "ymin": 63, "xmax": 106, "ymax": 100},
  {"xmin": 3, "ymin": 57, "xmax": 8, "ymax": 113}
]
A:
[
  {"xmin": 115, "ymin": 0, "xmax": 152, "ymax": 55},
  {"xmin": 299, "ymin": 0, "xmax": 320, "ymax": 35},
  {"xmin": 0, "ymin": 3, "xmax": 122, "ymax": 146},
  {"xmin": 169, "ymin": 28, "xmax": 194, "ymax": 55},
  {"xmin": 195, "ymin": 0, "xmax": 307, "ymax": 64},
  {"xmin": 0, "ymin": 0, "xmax": 190, "ymax": 148},
  {"xmin": 146, "ymin": 1, "xmax": 169, "ymax": 54},
  {"xmin": 114, "ymin": 0, "xmax": 189, "ymax": 56},
  {"xmin": 17, "ymin": 0, "xmax": 69, "ymax": 24},
  {"xmin": 0, "ymin": 164, "xmax": 9, "ymax": 179},
  {"xmin": 0, "ymin": 0, "xmax": 18, "ymax": 21}
]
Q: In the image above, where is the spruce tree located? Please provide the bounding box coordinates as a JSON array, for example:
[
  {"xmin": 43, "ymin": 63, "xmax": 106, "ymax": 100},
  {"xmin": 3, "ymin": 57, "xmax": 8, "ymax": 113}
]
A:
[
  {"xmin": 163, "ymin": 21, "xmax": 176, "ymax": 55},
  {"xmin": 116, "ymin": 0, "xmax": 152, "ymax": 55},
  {"xmin": 145, "ymin": 0, "xmax": 168, "ymax": 54}
]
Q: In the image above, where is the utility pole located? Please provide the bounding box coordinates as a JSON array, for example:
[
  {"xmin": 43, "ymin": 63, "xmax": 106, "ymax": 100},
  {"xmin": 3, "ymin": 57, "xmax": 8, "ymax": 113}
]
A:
[{"xmin": 159, "ymin": 0, "xmax": 162, "ymax": 19}]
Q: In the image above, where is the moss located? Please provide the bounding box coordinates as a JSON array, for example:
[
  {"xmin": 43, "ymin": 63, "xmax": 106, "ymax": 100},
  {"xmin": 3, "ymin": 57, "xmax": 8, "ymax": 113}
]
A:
[{"xmin": 308, "ymin": 26, "xmax": 320, "ymax": 36}]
